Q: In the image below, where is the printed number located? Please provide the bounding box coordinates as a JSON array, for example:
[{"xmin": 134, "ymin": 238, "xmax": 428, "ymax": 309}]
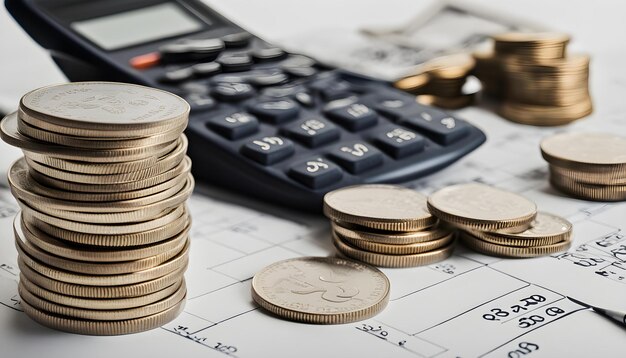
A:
[
  {"xmin": 518, "ymin": 315, "xmax": 544, "ymax": 329},
  {"xmin": 225, "ymin": 113, "xmax": 251, "ymax": 123},
  {"xmin": 341, "ymin": 143, "xmax": 369, "ymax": 157},
  {"xmin": 300, "ymin": 119, "xmax": 325, "ymax": 135},
  {"xmin": 347, "ymin": 104, "xmax": 370, "ymax": 117},
  {"xmin": 508, "ymin": 342, "xmax": 539, "ymax": 358},
  {"xmin": 441, "ymin": 117, "xmax": 456, "ymax": 129},
  {"xmin": 253, "ymin": 137, "xmax": 284, "ymax": 150},
  {"xmin": 214, "ymin": 342, "xmax": 238, "ymax": 354},
  {"xmin": 482, "ymin": 308, "xmax": 509, "ymax": 321},
  {"xmin": 386, "ymin": 128, "xmax": 416, "ymax": 143},
  {"xmin": 306, "ymin": 159, "xmax": 329, "ymax": 173}
]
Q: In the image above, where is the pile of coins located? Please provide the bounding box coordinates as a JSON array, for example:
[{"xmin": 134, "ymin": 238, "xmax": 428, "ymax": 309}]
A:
[
  {"xmin": 427, "ymin": 183, "xmax": 573, "ymax": 257},
  {"xmin": 324, "ymin": 185, "xmax": 455, "ymax": 267},
  {"xmin": 541, "ymin": 132, "xmax": 626, "ymax": 201},
  {"xmin": 473, "ymin": 32, "xmax": 592, "ymax": 126},
  {"xmin": 0, "ymin": 82, "xmax": 193, "ymax": 335},
  {"xmin": 395, "ymin": 54, "xmax": 479, "ymax": 109},
  {"xmin": 251, "ymin": 257, "xmax": 390, "ymax": 324}
]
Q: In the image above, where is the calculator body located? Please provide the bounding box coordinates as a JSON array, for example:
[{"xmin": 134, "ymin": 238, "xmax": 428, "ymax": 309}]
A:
[{"xmin": 6, "ymin": 0, "xmax": 486, "ymax": 210}]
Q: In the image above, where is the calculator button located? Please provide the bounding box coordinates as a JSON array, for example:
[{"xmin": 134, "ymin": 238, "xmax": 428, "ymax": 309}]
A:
[
  {"xmin": 280, "ymin": 55, "xmax": 316, "ymax": 68},
  {"xmin": 252, "ymin": 47, "xmax": 286, "ymax": 62},
  {"xmin": 158, "ymin": 67, "xmax": 194, "ymax": 83},
  {"xmin": 283, "ymin": 66, "xmax": 318, "ymax": 78},
  {"xmin": 261, "ymin": 84, "xmax": 305, "ymax": 98},
  {"xmin": 192, "ymin": 62, "xmax": 221, "ymax": 77},
  {"xmin": 212, "ymin": 82, "xmax": 255, "ymax": 101},
  {"xmin": 282, "ymin": 118, "xmax": 340, "ymax": 147},
  {"xmin": 208, "ymin": 112, "xmax": 259, "ymax": 140},
  {"xmin": 185, "ymin": 93, "xmax": 217, "ymax": 112},
  {"xmin": 159, "ymin": 39, "xmax": 224, "ymax": 63},
  {"xmin": 294, "ymin": 92, "xmax": 314, "ymax": 107},
  {"xmin": 248, "ymin": 99, "xmax": 300, "ymax": 124},
  {"xmin": 221, "ymin": 32, "xmax": 252, "ymax": 48},
  {"xmin": 328, "ymin": 142, "xmax": 383, "ymax": 174},
  {"xmin": 181, "ymin": 82, "xmax": 210, "ymax": 95},
  {"xmin": 400, "ymin": 110, "xmax": 469, "ymax": 145},
  {"xmin": 288, "ymin": 157, "xmax": 342, "ymax": 189},
  {"xmin": 241, "ymin": 136, "xmax": 295, "ymax": 165},
  {"xmin": 317, "ymin": 81, "xmax": 354, "ymax": 101},
  {"xmin": 374, "ymin": 127, "xmax": 426, "ymax": 158},
  {"xmin": 217, "ymin": 53, "xmax": 253, "ymax": 72},
  {"xmin": 372, "ymin": 97, "xmax": 420, "ymax": 120},
  {"xmin": 248, "ymin": 72, "xmax": 289, "ymax": 87},
  {"xmin": 325, "ymin": 103, "xmax": 377, "ymax": 131},
  {"xmin": 130, "ymin": 52, "xmax": 161, "ymax": 69}
]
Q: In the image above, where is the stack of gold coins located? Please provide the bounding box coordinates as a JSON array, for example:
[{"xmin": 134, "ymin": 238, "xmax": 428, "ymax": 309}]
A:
[
  {"xmin": 427, "ymin": 183, "xmax": 573, "ymax": 258},
  {"xmin": 541, "ymin": 132, "xmax": 626, "ymax": 201},
  {"xmin": 394, "ymin": 54, "xmax": 479, "ymax": 109},
  {"xmin": 324, "ymin": 185, "xmax": 455, "ymax": 268},
  {"xmin": 0, "ymin": 82, "xmax": 192, "ymax": 335},
  {"xmin": 473, "ymin": 32, "xmax": 592, "ymax": 126}
]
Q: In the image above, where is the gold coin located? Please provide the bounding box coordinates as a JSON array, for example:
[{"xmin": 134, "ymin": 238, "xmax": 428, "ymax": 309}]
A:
[
  {"xmin": 17, "ymin": 240, "xmax": 189, "ymax": 286},
  {"xmin": 498, "ymin": 99, "xmax": 592, "ymax": 126},
  {"xmin": 331, "ymin": 221, "xmax": 449, "ymax": 244},
  {"xmin": 29, "ymin": 156, "xmax": 191, "ymax": 193},
  {"xmin": 422, "ymin": 54, "xmax": 475, "ymax": 79},
  {"xmin": 9, "ymin": 159, "xmax": 190, "ymax": 212},
  {"xmin": 17, "ymin": 115, "xmax": 185, "ymax": 149},
  {"xmin": 19, "ymin": 82, "xmax": 189, "ymax": 133},
  {"xmin": 332, "ymin": 232, "xmax": 455, "ymax": 267},
  {"xmin": 1, "ymin": 112, "xmax": 180, "ymax": 163},
  {"xmin": 541, "ymin": 132, "xmax": 626, "ymax": 171},
  {"xmin": 493, "ymin": 32, "xmax": 569, "ymax": 60},
  {"xmin": 16, "ymin": 223, "xmax": 189, "ymax": 275},
  {"xmin": 20, "ymin": 292, "xmax": 185, "ymax": 335},
  {"xmin": 18, "ymin": 176, "xmax": 193, "ymax": 223},
  {"xmin": 460, "ymin": 231, "xmax": 571, "ymax": 258},
  {"xmin": 18, "ymin": 258, "xmax": 187, "ymax": 298},
  {"xmin": 427, "ymin": 183, "xmax": 537, "ymax": 233},
  {"xmin": 394, "ymin": 73, "xmax": 430, "ymax": 93},
  {"xmin": 251, "ymin": 257, "xmax": 389, "ymax": 324},
  {"xmin": 324, "ymin": 184, "xmax": 436, "ymax": 231},
  {"xmin": 22, "ymin": 217, "xmax": 190, "ymax": 262},
  {"xmin": 336, "ymin": 230, "xmax": 454, "ymax": 255},
  {"xmin": 466, "ymin": 212, "xmax": 572, "ymax": 247},
  {"xmin": 19, "ymin": 201, "xmax": 186, "ymax": 235},
  {"xmin": 23, "ymin": 134, "xmax": 187, "ymax": 175},
  {"xmin": 549, "ymin": 165, "xmax": 626, "ymax": 185},
  {"xmin": 550, "ymin": 173, "xmax": 626, "ymax": 202},
  {"xmin": 24, "ymin": 209, "xmax": 189, "ymax": 247}
]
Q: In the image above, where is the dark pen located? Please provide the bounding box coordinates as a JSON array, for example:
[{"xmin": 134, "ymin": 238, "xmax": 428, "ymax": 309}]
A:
[{"xmin": 567, "ymin": 296, "xmax": 626, "ymax": 327}]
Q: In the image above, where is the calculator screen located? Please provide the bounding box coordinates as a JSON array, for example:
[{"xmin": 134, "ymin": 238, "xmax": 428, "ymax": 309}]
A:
[{"xmin": 71, "ymin": 3, "xmax": 205, "ymax": 51}]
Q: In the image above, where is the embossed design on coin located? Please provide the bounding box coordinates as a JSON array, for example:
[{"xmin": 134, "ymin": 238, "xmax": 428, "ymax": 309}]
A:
[{"xmin": 251, "ymin": 257, "xmax": 389, "ymax": 324}]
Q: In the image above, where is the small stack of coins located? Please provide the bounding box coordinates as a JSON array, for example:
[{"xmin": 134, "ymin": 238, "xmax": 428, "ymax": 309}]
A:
[
  {"xmin": 541, "ymin": 132, "xmax": 626, "ymax": 201},
  {"xmin": 0, "ymin": 82, "xmax": 192, "ymax": 335},
  {"xmin": 473, "ymin": 32, "xmax": 592, "ymax": 126},
  {"xmin": 324, "ymin": 185, "xmax": 455, "ymax": 267},
  {"xmin": 427, "ymin": 183, "xmax": 573, "ymax": 258},
  {"xmin": 394, "ymin": 54, "xmax": 479, "ymax": 109}
]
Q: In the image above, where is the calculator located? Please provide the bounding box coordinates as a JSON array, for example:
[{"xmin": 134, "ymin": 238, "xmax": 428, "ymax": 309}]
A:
[{"xmin": 6, "ymin": 0, "xmax": 486, "ymax": 210}]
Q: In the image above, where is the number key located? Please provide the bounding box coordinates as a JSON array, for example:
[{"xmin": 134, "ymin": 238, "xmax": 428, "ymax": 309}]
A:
[
  {"xmin": 374, "ymin": 126, "xmax": 425, "ymax": 158},
  {"xmin": 399, "ymin": 109, "xmax": 469, "ymax": 145},
  {"xmin": 288, "ymin": 157, "xmax": 342, "ymax": 189},
  {"xmin": 241, "ymin": 136, "xmax": 294, "ymax": 165},
  {"xmin": 248, "ymin": 99, "xmax": 300, "ymax": 124},
  {"xmin": 207, "ymin": 112, "xmax": 259, "ymax": 139},
  {"xmin": 326, "ymin": 103, "xmax": 377, "ymax": 131},
  {"xmin": 328, "ymin": 142, "xmax": 383, "ymax": 174},
  {"xmin": 282, "ymin": 117, "xmax": 340, "ymax": 147}
]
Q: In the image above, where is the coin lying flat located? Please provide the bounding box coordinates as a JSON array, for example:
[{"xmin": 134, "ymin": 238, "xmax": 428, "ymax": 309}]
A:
[
  {"xmin": 466, "ymin": 212, "xmax": 572, "ymax": 247},
  {"xmin": 20, "ymin": 292, "xmax": 186, "ymax": 335},
  {"xmin": 331, "ymin": 221, "xmax": 450, "ymax": 245},
  {"xmin": 540, "ymin": 132, "xmax": 626, "ymax": 171},
  {"xmin": 460, "ymin": 231, "xmax": 572, "ymax": 258},
  {"xmin": 333, "ymin": 232, "xmax": 455, "ymax": 268},
  {"xmin": 427, "ymin": 183, "xmax": 537, "ymax": 233},
  {"xmin": 252, "ymin": 257, "xmax": 390, "ymax": 324},
  {"xmin": 20, "ymin": 82, "xmax": 189, "ymax": 132},
  {"xmin": 336, "ymin": 230, "xmax": 454, "ymax": 255},
  {"xmin": 324, "ymin": 184, "xmax": 436, "ymax": 231},
  {"xmin": 549, "ymin": 165, "xmax": 626, "ymax": 185},
  {"xmin": 550, "ymin": 173, "xmax": 626, "ymax": 202}
]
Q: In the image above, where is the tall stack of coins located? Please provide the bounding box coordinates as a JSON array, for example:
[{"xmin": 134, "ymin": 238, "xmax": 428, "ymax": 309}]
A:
[
  {"xmin": 394, "ymin": 54, "xmax": 479, "ymax": 109},
  {"xmin": 427, "ymin": 183, "xmax": 573, "ymax": 257},
  {"xmin": 324, "ymin": 185, "xmax": 455, "ymax": 267},
  {"xmin": 473, "ymin": 32, "xmax": 592, "ymax": 126},
  {"xmin": 541, "ymin": 132, "xmax": 626, "ymax": 201},
  {"xmin": 0, "ymin": 82, "xmax": 192, "ymax": 335}
]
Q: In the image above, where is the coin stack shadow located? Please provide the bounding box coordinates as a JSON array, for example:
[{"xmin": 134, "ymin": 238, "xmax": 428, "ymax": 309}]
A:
[
  {"xmin": 541, "ymin": 132, "xmax": 626, "ymax": 201},
  {"xmin": 324, "ymin": 185, "xmax": 455, "ymax": 268},
  {"xmin": 427, "ymin": 183, "xmax": 573, "ymax": 258},
  {"xmin": 394, "ymin": 54, "xmax": 479, "ymax": 109},
  {"xmin": 0, "ymin": 82, "xmax": 193, "ymax": 335},
  {"xmin": 473, "ymin": 32, "xmax": 592, "ymax": 126}
]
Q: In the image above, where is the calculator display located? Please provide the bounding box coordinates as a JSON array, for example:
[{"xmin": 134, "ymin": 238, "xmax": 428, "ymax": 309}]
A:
[{"xmin": 71, "ymin": 3, "xmax": 205, "ymax": 51}]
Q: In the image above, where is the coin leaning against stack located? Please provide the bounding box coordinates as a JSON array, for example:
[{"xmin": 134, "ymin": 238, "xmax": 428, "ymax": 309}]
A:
[
  {"xmin": 541, "ymin": 132, "xmax": 626, "ymax": 201},
  {"xmin": 324, "ymin": 185, "xmax": 455, "ymax": 267},
  {"xmin": 0, "ymin": 82, "xmax": 193, "ymax": 335},
  {"xmin": 473, "ymin": 32, "xmax": 592, "ymax": 126},
  {"xmin": 427, "ymin": 183, "xmax": 573, "ymax": 258}
]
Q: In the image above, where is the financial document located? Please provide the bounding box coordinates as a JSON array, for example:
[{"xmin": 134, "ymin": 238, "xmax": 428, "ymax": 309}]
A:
[{"xmin": 1, "ymin": 0, "xmax": 626, "ymax": 357}]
